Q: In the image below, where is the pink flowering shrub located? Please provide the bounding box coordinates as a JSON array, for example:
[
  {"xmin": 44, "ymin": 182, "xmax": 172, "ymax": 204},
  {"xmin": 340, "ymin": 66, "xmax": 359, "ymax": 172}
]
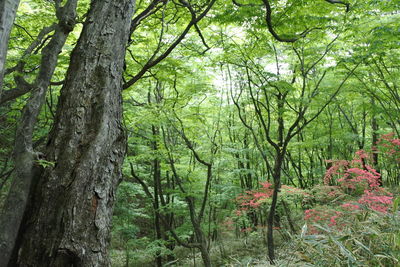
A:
[
  {"xmin": 341, "ymin": 202, "xmax": 360, "ymax": 211},
  {"xmin": 231, "ymin": 182, "xmax": 274, "ymax": 232},
  {"xmin": 309, "ymin": 185, "xmax": 345, "ymax": 204},
  {"xmin": 281, "ymin": 185, "xmax": 310, "ymax": 196},
  {"xmin": 324, "ymin": 149, "xmax": 380, "ymax": 194},
  {"xmin": 231, "ymin": 135, "xmax": 397, "ymax": 236},
  {"xmin": 303, "ymin": 134, "xmax": 397, "ymax": 233},
  {"xmin": 221, "ymin": 217, "xmax": 235, "ymax": 231},
  {"xmin": 235, "ymin": 181, "xmax": 273, "ymax": 210},
  {"xmin": 304, "ymin": 207, "xmax": 343, "ymax": 233},
  {"xmin": 234, "ymin": 182, "xmax": 310, "ymax": 213},
  {"xmin": 232, "ymin": 181, "xmax": 310, "ymax": 232},
  {"xmin": 358, "ymin": 188, "xmax": 393, "ymax": 213},
  {"xmin": 324, "ymin": 160, "xmax": 349, "ymax": 185},
  {"xmin": 281, "ymin": 185, "xmax": 311, "ymax": 209},
  {"xmin": 322, "ymin": 134, "xmax": 396, "ymax": 213},
  {"xmin": 377, "ymin": 132, "xmax": 400, "ymax": 161}
]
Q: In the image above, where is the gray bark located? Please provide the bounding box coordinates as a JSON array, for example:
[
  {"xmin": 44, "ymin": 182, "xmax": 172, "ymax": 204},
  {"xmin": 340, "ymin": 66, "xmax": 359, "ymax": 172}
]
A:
[
  {"xmin": 0, "ymin": 76, "xmax": 31, "ymax": 105},
  {"xmin": 0, "ymin": 1, "xmax": 78, "ymax": 266},
  {"xmin": 13, "ymin": 0, "xmax": 135, "ymax": 266},
  {"xmin": 0, "ymin": 0, "xmax": 20, "ymax": 91}
]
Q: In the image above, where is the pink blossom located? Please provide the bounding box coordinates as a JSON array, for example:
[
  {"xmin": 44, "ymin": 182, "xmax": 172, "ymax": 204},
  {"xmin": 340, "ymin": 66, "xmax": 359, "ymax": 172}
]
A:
[
  {"xmin": 391, "ymin": 139, "xmax": 400, "ymax": 146},
  {"xmin": 241, "ymin": 227, "xmax": 252, "ymax": 233},
  {"xmin": 355, "ymin": 149, "xmax": 369, "ymax": 160},
  {"xmin": 260, "ymin": 181, "xmax": 272, "ymax": 189},
  {"xmin": 253, "ymin": 192, "xmax": 269, "ymax": 199},
  {"xmin": 341, "ymin": 203, "xmax": 360, "ymax": 210},
  {"xmin": 358, "ymin": 191, "xmax": 393, "ymax": 213},
  {"xmin": 324, "ymin": 160, "xmax": 349, "ymax": 184},
  {"xmin": 329, "ymin": 215, "xmax": 339, "ymax": 226}
]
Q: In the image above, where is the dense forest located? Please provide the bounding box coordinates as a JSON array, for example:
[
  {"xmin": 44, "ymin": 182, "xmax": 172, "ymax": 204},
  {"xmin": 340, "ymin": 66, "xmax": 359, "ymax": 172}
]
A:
[{"xmin": 0, "ymin": 0, "xmax": 399, "ymax": 266}]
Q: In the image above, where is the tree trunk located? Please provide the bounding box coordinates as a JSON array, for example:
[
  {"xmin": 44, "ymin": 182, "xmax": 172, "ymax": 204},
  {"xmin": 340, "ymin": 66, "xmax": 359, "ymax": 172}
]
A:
[
  {"xmin": 0, "ymin": 1, "xmax": 77, "ymax": 265},
  {"xmin": 152, "ymin": 125, "xmax": 163, "ymax": 267},
  {"xmin": 267, "ymin": 152, "xmax": 283, "ymax": 264},
  {"xmin": 0, "ymin": 0, "xmax": 20, "ymax": 91},
  {"xmin": 13, "ymin": 0, "xmax": 135, "ymax": 266},
  {"xmin": 187, "ymin": 198, "xmax": 212, "ymax": 267},
  {"xmin": 267, "ymin": 92, "xmax": 286, "ymax": 264},
  {"xmin": 371, "ymin": 98, "xmax": 381, "ymax": 185}
]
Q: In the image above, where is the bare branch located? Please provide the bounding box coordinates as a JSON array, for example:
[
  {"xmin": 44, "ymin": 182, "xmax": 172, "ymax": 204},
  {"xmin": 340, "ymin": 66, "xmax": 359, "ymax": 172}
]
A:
[
  {"xmin": 194, "ymin": 23, "xmax": 211, "ymax": 53},
  {"xmin": 288, "ymin": 61, "xmax": 361, "ymax": 140}
]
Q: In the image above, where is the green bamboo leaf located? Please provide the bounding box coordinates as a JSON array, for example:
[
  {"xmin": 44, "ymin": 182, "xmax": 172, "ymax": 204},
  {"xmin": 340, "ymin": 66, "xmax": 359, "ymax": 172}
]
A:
[
  {"xmin": 393, "ymin": 197, "xmax": 400, "ymax": 212},
  {"xmin": 330, "ymin": 236, "xmax": 357, "ymax": 263}
]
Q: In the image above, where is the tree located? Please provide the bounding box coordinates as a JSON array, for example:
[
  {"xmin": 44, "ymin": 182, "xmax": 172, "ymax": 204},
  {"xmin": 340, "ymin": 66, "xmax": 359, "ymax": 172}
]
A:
[
  {"xmin": 0, "ymin": 0, "xmax": 78, "ymax": 264},
  {"xmin": 0, "ymin": 0, "xmax": 398, "ymax": 265},
  {"xmin": 5, "ymin": 0, "xmax": 135, "ymax": 265},
  {"xmin": 220, "ymin": 27, "xmax": 359, "ymax": 261},
  {"xmin": 125, "ymin": 72, "xmax": 221, "ymax": 266},
  {"xmin": 0, "ymin": 0, "xmax": 217, "ymax": 265}
]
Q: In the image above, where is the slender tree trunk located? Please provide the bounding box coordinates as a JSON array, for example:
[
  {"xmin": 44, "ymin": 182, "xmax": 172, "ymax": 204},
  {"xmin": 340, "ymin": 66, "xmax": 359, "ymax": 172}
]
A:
[
  {"xmin": 281, "ymin": 199, "xmax": 296, "ymax": 234},
  {"xmin": 267, "ymin": 152, "xmax": 283, "ymax": 264},
  {"xmin": 12, "ymin": 1, "xmax": 135, "ymax": 266},
  {"xmin": 371, "ymin": 98, "xmax": 381, "ymax": 185},
  {"xmin": 267, "ymin": 92, "xmax": 285, "ymax": 264},
  {"xmin": 187, "ymin": 198, "xmax": 212, "ymax": 267},
  {"xmin": 152, "ymin": 125, "xmax": 163, "ymax": 267},
  {"xmin": 0, "ymin": 1, "xmax": 77, "ymax": 265},
  {"xmin": 0, "ymin": 0, "xmax": 20, "ymax": 91}
]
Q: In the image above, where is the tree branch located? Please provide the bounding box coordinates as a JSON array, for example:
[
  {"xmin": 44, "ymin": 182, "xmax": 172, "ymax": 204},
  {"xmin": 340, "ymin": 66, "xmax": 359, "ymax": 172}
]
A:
[
  {"xmin": 0, "ymin": 76, "xmax": 32, "ymax": 106},
  {"xmin": 262, "ymin": 0, "xmax": 304, "ymax": 43},
  {"xmin": 261, "ymin": 0, "xmax": 346, "ymax": 43},
  {"xmin": 123, "ymin": 0, "xmax": 216, "ymax": 89},
  {"xmin": 129, "ymin": 162, "xmax": 154, "ymax": 201},
  {"xmin": 130, "ymin": 0, "xmax": 164, "ymax": 36},
  {"xmin": 232, "ymin": 0, "xmax": 260, "ymax": 7},
  {"xmin": 324, "ymin": 0, "xmax": 350, "ymax": 12}
]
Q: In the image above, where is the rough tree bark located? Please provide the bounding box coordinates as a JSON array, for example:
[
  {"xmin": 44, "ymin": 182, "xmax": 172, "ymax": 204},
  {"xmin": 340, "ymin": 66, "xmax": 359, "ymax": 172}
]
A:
[
  {"xmin": 0, "ymin": 0, "xmax": 20, "ymax": 91},
  {"xmin": 12, "ymin": 0, "xmax": 135, "ymax": 266},
  {"xmin": 0, "ymin": 1, "xmax": 77, "ymax": 265}
]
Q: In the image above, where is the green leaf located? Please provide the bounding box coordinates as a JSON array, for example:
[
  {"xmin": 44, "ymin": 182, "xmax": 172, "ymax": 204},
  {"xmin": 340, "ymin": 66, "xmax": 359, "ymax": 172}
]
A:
[
  {"xmin": 393, "ymin": 197, "xmax": 400, "ymax": 212},
  {"xmin": 35, "ymin": 159, "xmax": 55, "ymax": 168}
]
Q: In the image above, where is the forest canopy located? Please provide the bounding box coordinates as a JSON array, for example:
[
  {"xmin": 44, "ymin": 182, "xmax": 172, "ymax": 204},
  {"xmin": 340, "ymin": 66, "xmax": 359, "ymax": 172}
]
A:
[{"xmin": 0, "ymin": 0, "xmax": 399, "ymax": 266}]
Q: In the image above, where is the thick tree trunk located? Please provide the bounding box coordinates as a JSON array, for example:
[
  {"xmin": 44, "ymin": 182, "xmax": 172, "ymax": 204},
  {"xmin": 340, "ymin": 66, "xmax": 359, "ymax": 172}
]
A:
[
  {"xmin": 0, "ymin": 0, "xmax": 20, "ymax": 91},
  {"xmin": 13, "ymin": 1, "xmax": 135, "ymax": 266},
  {"xmin": 0, "ymin": 1, "xmax": 77, "ymax": 265}
]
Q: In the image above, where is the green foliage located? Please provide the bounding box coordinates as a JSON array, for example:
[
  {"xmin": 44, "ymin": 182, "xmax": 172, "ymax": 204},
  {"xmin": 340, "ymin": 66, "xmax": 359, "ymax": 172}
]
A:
[
  {"xmin": 294, "ymin": 211, "xmax": 400, "ymax": 266},
  {"xmin": 35, "ymin": 159, "xmax": 55, "ymax": 168},
  {"xmin": 1, "ymin": 0, "xmax": 399, "ymax": 266}
]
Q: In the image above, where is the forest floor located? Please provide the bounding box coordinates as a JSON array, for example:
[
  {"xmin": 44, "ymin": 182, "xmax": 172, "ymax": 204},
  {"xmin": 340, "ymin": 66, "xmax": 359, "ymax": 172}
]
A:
[{"xmin": 111, "ymin": 230, "xmax": 312, "ymax": 266}]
